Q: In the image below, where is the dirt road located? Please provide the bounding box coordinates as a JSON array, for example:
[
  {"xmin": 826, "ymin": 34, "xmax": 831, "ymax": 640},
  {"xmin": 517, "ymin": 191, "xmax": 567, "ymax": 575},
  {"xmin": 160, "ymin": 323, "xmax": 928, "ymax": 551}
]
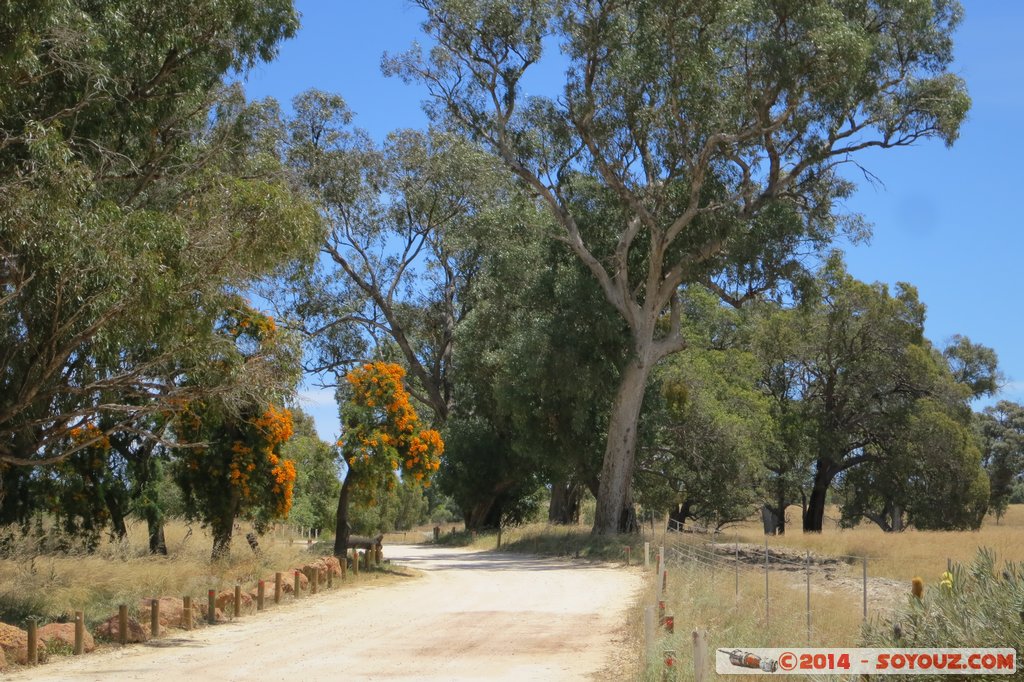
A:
[{"xmin": 9, "ymin": 545, "xmax": 643, "ymax": 681}]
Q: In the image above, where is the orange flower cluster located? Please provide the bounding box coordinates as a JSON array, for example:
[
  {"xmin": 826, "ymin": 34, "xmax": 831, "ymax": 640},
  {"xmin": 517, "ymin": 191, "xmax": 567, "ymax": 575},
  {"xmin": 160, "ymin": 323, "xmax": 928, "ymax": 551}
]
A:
[
  {"xmin": 69, "ymin": 424, "xmax": 111, "ymax": 451},
  {"xmin": 254, "ymin": 405, "xmax": 294, "ymax": 445},
  {"xmin": 229, "ymin": 441, "xmax": 255, "ymax": 498},
  {"xmin": 341, "ymin": 362, "xmax": 444, "ymax": 489}
]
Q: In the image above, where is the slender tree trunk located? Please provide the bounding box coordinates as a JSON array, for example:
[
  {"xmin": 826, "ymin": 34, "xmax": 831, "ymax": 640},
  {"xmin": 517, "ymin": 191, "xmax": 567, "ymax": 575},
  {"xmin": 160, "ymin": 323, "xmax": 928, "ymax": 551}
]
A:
[
  {"xmin": 106, "ymin": 495, "xmax": 128, "ymax": 542},
  {"xmin": 332, "ymin": 471, "xmax": 355, "ymax": 558},
  {"xmin": 593, "ymin": 355, "xmax": 651, "ymax": 535},
  {"xmin": 211, "ymin": 521, "xmax": 233, "ymax": 561},
  {"xmin": 548, "ymin": 477, "xmax": 582, "ymax": 524},
  {"xmin": 761, "ymin": 504, "xmax": 784, "ymax": 535},
  {"xmin": 145, "ymin": 510, "xmax": 167, "ymax": 555},
  {"xmin": 802, "ymin": 463, "xmax": 834, "ymax": 532}
]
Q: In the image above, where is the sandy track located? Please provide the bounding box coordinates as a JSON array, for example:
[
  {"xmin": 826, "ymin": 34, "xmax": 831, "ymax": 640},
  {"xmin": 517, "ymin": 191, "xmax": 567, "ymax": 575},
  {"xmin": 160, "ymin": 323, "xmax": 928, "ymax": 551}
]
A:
[{"xmin": 8, "ymin": 545, "xmax": 643, "ymax": 681}]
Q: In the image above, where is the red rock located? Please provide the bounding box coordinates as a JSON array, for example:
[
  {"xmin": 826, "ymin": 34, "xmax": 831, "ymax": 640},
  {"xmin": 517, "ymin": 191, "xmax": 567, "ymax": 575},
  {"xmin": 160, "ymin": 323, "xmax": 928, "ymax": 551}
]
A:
[
  {"xmin": 0, "ymin": 646, "xmax": 7, "ymax": 670},
  {"xmin": 95, "ymin": 614, "xmax": 148, "ymax": 643},
  {"xmin": 196, "ymin": 602, "xmax": 225, "ymax": 623},
  {"xmin": 0, "ymin": 621, "xmax": 47, "ymax": 663},
  {"xmin": 38, "ymin": 622, "xmax": 95, "ymax": 653},
  {"xmin": 138, "ymin": 597, "xmax": 200, "ymax": 630},
  {"xmin": 215, "ymin": 589, "xmax": 254, "ymax": 613}
]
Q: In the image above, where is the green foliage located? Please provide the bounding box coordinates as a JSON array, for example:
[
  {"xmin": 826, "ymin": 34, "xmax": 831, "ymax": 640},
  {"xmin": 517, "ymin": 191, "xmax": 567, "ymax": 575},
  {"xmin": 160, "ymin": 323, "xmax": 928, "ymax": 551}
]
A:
[
  {"xmin": 283, "ymin": 409, "xmax": 340, "ymax": 533},
  {"xmin": 173, "ymin": 306, "xmax": 301, "ymax": 558},
  {"xmin": 637, "ymin": 294, "xmax": 775, "ymax": 527},
  {"xmin": 862, "ymin": 549, "xmax": 1024, "ymax": 681},
  {"xmin": 393, "ymin": 0, "xmax": 970, "ymax": 534},
  {"xmin": 0, "ymin": 0, "xmax": 320, "ymax": 470},
  {"xmin": 977, "ymin": 401, "xmax": 1024, "ymax": 522}
]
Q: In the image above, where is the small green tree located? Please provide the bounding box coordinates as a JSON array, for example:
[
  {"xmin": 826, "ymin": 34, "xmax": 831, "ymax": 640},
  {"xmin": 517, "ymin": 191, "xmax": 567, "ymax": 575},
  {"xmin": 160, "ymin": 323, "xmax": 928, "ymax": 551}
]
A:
[
  {"xmin": 977, "ymin": 401, "xmax": 1024, "ymax": 523},
  {"xmin": 283, "ymin": 409, "xmax": 340, "ymax": 534}
]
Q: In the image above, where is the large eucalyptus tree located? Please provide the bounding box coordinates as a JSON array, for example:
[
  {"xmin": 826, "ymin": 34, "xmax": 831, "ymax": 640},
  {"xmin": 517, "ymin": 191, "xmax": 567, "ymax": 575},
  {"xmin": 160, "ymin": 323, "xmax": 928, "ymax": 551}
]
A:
[{"xmin": 388, "ymin": 0, "xmax": 970, "ymax": 532}]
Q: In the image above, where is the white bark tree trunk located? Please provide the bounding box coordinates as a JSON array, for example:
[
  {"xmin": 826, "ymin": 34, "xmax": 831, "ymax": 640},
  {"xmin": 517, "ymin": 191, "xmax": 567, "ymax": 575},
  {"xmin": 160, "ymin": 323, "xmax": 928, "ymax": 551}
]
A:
[{"xmin": 593, "ymin": 353, "xmax": 653, "ymax": 534}]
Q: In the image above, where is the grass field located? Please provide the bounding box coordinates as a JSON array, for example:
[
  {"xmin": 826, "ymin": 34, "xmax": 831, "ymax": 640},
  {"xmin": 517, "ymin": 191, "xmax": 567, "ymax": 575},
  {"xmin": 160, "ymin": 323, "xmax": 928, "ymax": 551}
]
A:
[
  {"xmin": 718, "ymin": 504, "xmax": 1024, "ymax": 582},
  {"xmin": 634, "ymin": 505, "xmax": 1024, "ymax": 681},
  {"xmin": 0, "ymin": 519, "xmax": 399, "ymax": 633}
]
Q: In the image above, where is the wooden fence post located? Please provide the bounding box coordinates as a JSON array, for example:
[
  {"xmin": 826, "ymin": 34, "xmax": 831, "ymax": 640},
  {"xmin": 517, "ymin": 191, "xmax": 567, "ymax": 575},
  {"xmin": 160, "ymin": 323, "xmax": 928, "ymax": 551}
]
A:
[
  {"xmin": 644, "ymin": 542, "xmax": 650, "ymax": 568},
  {"xmin": 257, "ymin": 580, "xmax": 265, "ymax": 611},
  {"xmin": 352, "ymin": 548, "xmax": 359, "ymax": 576},
  {"xmin": 764, "ymin": 535, "xmax": 770, "ymax": 629},
  {"xmin": 207, "ymin": 590, "xmax": 216, "ymax": 625},
  {"xmin": 863, "ymin": 557, "xmax": 868, "ymax": 621},
  {"xmin": 234, "ymin": 585, "xmax": 241, "ymax": 618},
  {"xmin": 341, "ymin": 554, "xmax": 347, "ymax": 580},
  {"xmin": 644, "ymin": 605, "xmax": 655, "ymax": 652},
  {"xmin": 310, "ymin": 568, "xmax": 318, "ymax": 595},
  {"xmin": 663, "ymin": 649, "xmax": 677, "ymax": 682},
  {"xmin": 275, "ymin": 572, "xmax": 282, "ymax": 604},
  {"xmin": 692, "ymin": 629, "xmax": 708, "ymax": 682},
  {"xmin": 327, "ymin": 567, "xmax": 333, "ymax": 588},
  {"xmin": 805, "ymin": 552, "xmax": 812, "ymax": 644},
  {"xmin": 27, "ymin": 620, "xmax": 37, "ymax": 665},
  {"xmin": 182, "ymin": 597, "xmax": 192, "ymax": 631},
  {"xmin": 74, "ymin": 610, "xmax": 85, "ymax": 655},
  {"xmin": 294, "ymin": 571, "xmax": 301, "ymax": 598},
  {"xmin": 363, "ymin": 550, "xmax": 370, "ymax": 571},
  {"xmin": 735, "ymin": 543, "xmax": 739, "ymax": 597},
  {"xmin": 151, "ymin": 598, "xmax": 160, "ymax": 638},
  {"xmin": 118, "ymin": 604, "xmax": 128, "ymax": 645}
]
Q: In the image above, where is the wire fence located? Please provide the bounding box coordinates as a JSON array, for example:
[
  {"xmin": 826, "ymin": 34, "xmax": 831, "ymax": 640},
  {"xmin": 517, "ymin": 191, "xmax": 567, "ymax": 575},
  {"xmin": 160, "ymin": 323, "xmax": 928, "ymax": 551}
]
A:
[{"xmin": 651, "ymin": 519, "xmax": 888, "ymax": 646}]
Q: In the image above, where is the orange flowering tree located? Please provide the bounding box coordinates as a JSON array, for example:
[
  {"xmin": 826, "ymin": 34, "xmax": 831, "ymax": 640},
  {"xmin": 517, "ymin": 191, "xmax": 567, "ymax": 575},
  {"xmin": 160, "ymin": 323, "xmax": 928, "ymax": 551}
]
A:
[
  {"xmin": 174, "ymin": 305, "xmax": 300, "ymax": 559},
  {"xmin": 176, "ymin": 402, "xmax": 297, "ymax": 559},
  {"xmin": 334, "ymin": 362, "xmax": 443, "ymax": 556}
]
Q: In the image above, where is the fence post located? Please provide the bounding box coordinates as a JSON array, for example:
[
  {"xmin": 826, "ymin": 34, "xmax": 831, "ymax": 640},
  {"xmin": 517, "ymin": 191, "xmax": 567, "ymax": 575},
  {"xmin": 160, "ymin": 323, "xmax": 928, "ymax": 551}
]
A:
[
  {"xmin": 735, "ymin": 543, "xmax": 739, "ymax": 597},
  {"xmin": 625, "ymin": 545, "xmax": 631, "ymax": 566},
  {"xmin": 151, "ymin": 598, "xmax": 160, "ymax": 639},
  {"xmin": 863, "ymin": 556, "xmax": 868, "ymax": 621},
  {"xmin": 310, "ymin": 568, "xmax": 318, "ymax": 595},
  {"xmin": 352, "ymin": 548, "xmax": 359, "ymax": 576},
  {"xmin": 234, "ymin": 585, "xmax": 241, "ymax": 618},
  {"xmin": 182, "ymin": 597, "xmax": 192, "ymax": 631},
  {"xmin": 74, "ymin": 610, "xmax": 85, "ymax": 654},
  {"xmin": 644, "ymin": 605, "xmax": 655, "ymax": 652},
  {"xmin": 692, "ymin": 629, "xmax": 708, "ymax": 682},
  {"xmin": 207, "ymin": 590, "xmax": 216, "ymax": 625},
  {"xmin": 764, "ymin": 535, "xmax": 769, "ymax": 628},
  {"xmin": 294, "ymin": 571, "xmax": 301, "ymax": 597},
  {"xmin": 119, "ymin": 604, "xmax": 128, "ymax": 644},
  {"xmin": 27, "ymin": 619, "xmax": 37, "ymax": 665},
  {"xmin": 644, "ymin": 542, "xmax": 650, "ymax": 568},
  {"xmin": 664, "ymin": 649, "xmax": 677, "ymax": 681},
  {"xmin": 257, "ymin": 580, "xmax": 265, "ymax": 611},
  {"xmin": 274, "ymin": 572, "xmax": 282, "ymax": 604},
  {"xmin": 805, "ymin": 551, "xmax": 811, "ymax": 644}
]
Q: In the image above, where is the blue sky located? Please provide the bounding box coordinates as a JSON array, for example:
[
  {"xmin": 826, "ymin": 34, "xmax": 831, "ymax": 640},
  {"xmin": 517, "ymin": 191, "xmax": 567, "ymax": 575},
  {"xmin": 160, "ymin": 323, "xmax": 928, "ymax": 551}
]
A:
[{"xmin": 241, "ymin": 2, "xmax": 1024, "ymax": 441}]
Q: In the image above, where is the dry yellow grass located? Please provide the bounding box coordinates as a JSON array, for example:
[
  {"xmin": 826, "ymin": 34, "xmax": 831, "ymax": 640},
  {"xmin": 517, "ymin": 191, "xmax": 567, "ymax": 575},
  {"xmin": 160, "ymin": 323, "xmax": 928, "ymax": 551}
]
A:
[
  {"xmin": 718, "ymin": 504, "xmax": 1024, "ymax": 582},
  {"xmin": 0, "ymin": 519, "xmax": 339, "ymax": 628}
]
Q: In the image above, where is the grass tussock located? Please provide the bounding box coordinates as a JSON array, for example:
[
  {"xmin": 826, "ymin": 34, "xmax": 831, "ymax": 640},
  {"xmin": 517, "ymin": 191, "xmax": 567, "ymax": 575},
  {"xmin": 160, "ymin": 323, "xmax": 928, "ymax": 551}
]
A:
[{"xmin": 0, "ymin": 519, "xmax": 318, "ymax": 630}]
